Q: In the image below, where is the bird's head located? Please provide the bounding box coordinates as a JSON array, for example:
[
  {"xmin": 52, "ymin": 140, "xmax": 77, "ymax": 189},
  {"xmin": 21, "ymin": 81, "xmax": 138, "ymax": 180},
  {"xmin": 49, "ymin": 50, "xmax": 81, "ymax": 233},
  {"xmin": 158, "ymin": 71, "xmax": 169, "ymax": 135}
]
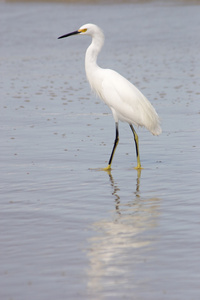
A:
[{"xmin": 58, "ymin": 23, "xmax": 103, "ymax": 39}]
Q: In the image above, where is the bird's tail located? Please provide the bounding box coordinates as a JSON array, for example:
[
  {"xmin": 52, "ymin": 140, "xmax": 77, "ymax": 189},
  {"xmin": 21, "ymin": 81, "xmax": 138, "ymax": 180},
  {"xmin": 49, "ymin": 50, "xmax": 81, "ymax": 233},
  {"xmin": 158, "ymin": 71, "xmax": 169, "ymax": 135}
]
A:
[
  {"xmin": 141, "ymin": 97, "xmax": 162, "ymax": 136},
  {"xmin": 151, "ymin": 122, "xmax": 162, "ymax": 136}
]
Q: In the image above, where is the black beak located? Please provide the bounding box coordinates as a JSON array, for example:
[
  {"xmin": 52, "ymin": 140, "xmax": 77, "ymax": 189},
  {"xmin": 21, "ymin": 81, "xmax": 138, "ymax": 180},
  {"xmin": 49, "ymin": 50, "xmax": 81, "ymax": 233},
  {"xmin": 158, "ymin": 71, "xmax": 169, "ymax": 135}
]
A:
[{"xmin": 58, "ymin": 30, "xmax": 80, "ymax": 39}]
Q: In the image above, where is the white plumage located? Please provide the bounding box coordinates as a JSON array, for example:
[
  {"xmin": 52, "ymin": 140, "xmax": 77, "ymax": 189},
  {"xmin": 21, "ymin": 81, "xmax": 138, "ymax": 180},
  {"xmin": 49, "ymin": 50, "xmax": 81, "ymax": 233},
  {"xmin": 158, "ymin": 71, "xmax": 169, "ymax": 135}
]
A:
[{"xmin": 58, "ymin": 23, "xmax": 161, "ymax": 170}]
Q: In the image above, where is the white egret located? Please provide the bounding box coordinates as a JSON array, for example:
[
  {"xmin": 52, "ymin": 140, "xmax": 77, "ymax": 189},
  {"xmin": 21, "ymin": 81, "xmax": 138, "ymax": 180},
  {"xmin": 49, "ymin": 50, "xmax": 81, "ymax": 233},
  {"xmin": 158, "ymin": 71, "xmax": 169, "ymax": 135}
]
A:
[{"xmin": 58, "ymin": 24, "xmax": 161, "ymax": 170}]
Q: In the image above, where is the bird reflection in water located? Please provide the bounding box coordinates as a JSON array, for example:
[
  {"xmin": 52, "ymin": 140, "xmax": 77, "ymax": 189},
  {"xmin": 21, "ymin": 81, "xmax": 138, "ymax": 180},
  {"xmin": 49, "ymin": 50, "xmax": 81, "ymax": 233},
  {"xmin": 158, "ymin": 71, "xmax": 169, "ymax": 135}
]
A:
[
  {"xmin": 107, "ymin": 169, "xmax": 141, "ymax": 214},
  {"xmin": 86, "ymin": 169, "xmax": 161, "ymax": 296}
]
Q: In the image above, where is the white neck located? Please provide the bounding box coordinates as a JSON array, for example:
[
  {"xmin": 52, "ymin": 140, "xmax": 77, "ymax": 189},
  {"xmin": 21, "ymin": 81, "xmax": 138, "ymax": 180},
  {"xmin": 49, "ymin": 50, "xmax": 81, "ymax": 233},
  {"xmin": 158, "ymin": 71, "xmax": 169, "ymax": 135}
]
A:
[{"xmin": 85, "ymin": 30, "xmax": 104, "ymax": 85}]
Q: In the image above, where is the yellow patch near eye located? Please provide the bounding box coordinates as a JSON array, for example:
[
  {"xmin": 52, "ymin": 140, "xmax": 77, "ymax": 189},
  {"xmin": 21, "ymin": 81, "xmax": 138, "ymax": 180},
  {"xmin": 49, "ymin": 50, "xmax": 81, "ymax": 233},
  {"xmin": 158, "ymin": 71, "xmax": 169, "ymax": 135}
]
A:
[{"xmin": 78, "ymin": 28, "xmax": 87, "ymax": 33}]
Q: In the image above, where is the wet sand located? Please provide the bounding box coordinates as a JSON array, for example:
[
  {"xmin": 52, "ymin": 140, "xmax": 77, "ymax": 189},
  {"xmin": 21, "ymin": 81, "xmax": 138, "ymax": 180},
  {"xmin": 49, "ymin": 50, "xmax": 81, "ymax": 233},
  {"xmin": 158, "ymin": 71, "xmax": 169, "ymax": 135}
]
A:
[{"xmin": 1, "ymin": 1, "xmax": 200, "ymax": 299}]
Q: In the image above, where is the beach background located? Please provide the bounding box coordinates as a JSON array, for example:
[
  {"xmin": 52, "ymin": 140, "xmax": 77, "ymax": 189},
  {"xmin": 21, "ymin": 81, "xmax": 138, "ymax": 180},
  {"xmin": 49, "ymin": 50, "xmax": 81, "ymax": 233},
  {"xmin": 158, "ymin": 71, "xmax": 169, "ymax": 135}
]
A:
[{"xmin": 1, "ymin": 0, "xmax": 200, "ymax": 299}]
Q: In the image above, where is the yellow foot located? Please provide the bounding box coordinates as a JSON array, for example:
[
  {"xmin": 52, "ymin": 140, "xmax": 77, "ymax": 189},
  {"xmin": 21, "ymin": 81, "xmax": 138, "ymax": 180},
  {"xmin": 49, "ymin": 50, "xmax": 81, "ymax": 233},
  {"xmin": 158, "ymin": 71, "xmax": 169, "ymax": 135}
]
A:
[
  {"xmin": 89, "ymin": 165, "xmax": 112, "ymax": 172},
  {"xmin": 101, "ymin": 164, "xmax": 112, "ymax": 172},
  {"xmin": 134, "ymin": 165, "xmax": 144, "ymax": 170}
]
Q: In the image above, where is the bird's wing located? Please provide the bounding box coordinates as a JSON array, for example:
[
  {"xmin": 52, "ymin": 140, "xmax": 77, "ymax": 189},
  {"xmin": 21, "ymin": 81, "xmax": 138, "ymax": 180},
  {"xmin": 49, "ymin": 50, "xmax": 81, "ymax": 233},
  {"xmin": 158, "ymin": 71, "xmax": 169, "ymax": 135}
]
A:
[
  {"xmin": 100, "ymin": 70, "xmax": 147, "ymax": 124},
  {"xmin": 100, "ymin": 69, "xmax": 161, "ymax": 135}
]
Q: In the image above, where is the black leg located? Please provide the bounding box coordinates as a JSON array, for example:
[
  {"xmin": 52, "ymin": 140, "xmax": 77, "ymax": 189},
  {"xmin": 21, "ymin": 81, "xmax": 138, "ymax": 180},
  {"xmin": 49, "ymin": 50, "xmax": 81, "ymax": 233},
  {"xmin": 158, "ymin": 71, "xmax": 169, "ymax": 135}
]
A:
[{"xmin": 103, "ymin": 122, "xmax": 119, "ymax": 170}]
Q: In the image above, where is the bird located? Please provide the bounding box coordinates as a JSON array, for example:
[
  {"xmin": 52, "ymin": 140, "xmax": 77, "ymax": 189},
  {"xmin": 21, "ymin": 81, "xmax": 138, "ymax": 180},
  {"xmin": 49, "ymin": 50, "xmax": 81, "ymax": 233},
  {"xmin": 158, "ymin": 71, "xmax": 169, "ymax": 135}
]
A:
[{"xmin": 58, "ymin": 23, "xmax": 161, "ymax": 170}]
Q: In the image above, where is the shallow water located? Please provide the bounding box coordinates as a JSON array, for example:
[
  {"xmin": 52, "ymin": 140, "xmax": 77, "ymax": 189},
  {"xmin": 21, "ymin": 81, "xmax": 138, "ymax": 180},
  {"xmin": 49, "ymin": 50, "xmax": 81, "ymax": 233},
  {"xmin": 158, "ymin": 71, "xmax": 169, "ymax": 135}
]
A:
[{"xmin": 1, "ymin": 1, "xmax": 200, "ymax": 299}]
